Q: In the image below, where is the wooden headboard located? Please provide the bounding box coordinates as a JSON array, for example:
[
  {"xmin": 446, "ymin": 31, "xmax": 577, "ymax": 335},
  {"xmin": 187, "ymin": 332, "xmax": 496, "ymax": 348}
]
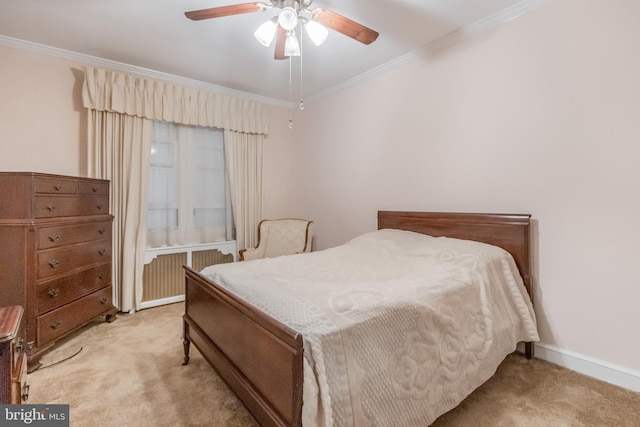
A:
[{"xmin": 377, "ymin": 211, "xmax": 533, "ymax": 298}]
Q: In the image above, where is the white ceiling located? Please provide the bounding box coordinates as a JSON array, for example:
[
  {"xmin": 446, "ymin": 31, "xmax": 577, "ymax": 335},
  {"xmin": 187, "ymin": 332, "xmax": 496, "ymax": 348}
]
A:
[{"xmin": 0, "ymin": 0, "xmax": 545, "ymax": 104}]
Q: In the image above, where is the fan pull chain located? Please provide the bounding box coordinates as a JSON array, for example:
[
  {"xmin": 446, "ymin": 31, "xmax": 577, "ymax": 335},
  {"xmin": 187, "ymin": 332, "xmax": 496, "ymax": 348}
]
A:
[
  {"xmin": 299, "ymin": 26, "xmax": 304, "ymax": 111},
  {"xmin": 288, "ymin": 55, "xmax": 294, "ymax": 129}
]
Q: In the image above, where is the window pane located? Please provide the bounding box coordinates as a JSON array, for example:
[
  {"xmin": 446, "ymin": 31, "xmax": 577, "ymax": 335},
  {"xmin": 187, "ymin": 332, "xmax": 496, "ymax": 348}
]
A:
[
  {"xmin": 150, "ymin": 141, "xmax": 174, "ymax": 167},
  {"xmin": 193, "ymin": 208, "xmax": 227, "ymax": 227},
  {"xmin": 147, "ymin": 121, "xmax": 232, "ymax": 247},
  {"xmin": 147, "ymin": 208, "xmax": 178, "ymax": 229},
  {"xmin": 148, "ymin": 165, "xmax": 176, "ymax": 207}
]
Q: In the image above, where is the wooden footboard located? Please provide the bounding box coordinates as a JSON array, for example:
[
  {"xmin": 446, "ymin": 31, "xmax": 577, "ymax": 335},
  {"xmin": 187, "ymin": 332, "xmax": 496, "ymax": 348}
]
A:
[{"xmin": 182, "ymin": 266, "xmax": 304, "ymax": 427}]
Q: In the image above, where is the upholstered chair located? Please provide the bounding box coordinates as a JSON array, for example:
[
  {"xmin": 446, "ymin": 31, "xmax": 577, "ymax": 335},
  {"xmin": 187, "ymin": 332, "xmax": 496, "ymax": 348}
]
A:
[{"xmin": 239, "ymin": 218, "xmax": 314, "ymax": 261}]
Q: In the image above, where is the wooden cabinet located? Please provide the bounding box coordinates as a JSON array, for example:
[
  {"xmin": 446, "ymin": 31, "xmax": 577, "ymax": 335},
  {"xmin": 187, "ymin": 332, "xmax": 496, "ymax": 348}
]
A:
[
  {"xmin": 0, "ymin": 172, "xmax": 117, "ymax": 371},
  {"xmin": 0, "ymin": 306, "xmax": 28, "ymax": 404}
]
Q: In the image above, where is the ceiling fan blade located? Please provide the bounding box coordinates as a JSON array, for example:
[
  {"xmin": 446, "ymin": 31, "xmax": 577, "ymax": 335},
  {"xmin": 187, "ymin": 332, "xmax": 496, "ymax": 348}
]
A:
[
  {"xmin": 185, "ymin": 2, "xmax": 268, "ymax": 20},
  {"xmin": 274, "ymin": 26, "xmax": 288, "ymax": 60},
  {"xmin": 312, "ymin": 9, "xmax": 379, "ymax": 45}
]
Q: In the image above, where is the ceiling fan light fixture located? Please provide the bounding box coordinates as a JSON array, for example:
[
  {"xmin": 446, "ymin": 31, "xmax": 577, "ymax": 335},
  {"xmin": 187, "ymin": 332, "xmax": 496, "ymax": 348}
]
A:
[
  {"xmin": 254, "ymin": 18, "xmax": 277, "ymax": 46},
  {"xmin": 304, "ymin": 19, "xmax": 328, "ymax": 46},
  {"xmin": 284, "ymin": 31, "xmax": 300, "ymax": 56},
  {"xmin": 278, "ymin": 7, "xmax": 298, "ymax": 31}
]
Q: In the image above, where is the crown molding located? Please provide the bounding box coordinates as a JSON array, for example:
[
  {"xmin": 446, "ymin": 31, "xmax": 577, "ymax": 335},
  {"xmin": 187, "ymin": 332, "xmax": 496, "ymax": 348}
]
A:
[{"xmin": 0, "ymin": 34, "xmax": 292, "ymax": 109}]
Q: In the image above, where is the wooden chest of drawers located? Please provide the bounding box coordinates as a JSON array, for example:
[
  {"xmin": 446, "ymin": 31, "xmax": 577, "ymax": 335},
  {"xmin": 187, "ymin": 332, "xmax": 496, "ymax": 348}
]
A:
[
  {"xmin": 0, "ymin": 172, "xmax": 117, "ymax": 371},
  {"xmin": 0, "ymin": 306, "xmax": 28, "ymax": 403}
]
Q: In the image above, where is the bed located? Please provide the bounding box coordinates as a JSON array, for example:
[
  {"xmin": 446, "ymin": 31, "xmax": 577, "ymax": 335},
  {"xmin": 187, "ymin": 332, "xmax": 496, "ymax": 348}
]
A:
[{"xmin": 182, "ymin": 211, "xmax": 539, "ymax": 426}]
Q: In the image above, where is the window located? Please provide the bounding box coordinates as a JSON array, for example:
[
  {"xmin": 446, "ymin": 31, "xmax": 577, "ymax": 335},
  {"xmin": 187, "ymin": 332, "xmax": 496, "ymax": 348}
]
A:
[{"xmin": 147, "ymin": 121, "xmax": 234, "ymax": 248}]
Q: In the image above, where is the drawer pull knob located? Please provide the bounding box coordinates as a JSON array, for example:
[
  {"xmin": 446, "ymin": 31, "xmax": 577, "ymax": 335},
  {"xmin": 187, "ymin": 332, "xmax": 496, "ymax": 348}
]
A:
[
  {"xmin": 98, "ymin": 227, "xmax": 107, "ymax": 234},
  {"xmin": 49, "ymin": 259, "xmax": 61, "ymax": 268},
  {"xmin": 54, "ymin": 184, "xmax": 63, "ymax": 191},
  {"xmin": 48, "ymin": 288, "xmax": 61, "ymax": 298},
  {"xmin": 47, "ymin": 204, "xmax": 57, "ymax": 212},
  {"xmin": 22, "ymin": 384, "xmax": 30, "ymax": 402},
  {"xmin": 98, "ymin": 272, "xmax": 106, "ymax": 280},
  {"xmin": 100, "ymin": 297, "xmax": 108, "ymax": 305},
  {"xmin": 98, "ymin": 248, "xmax": 106, "ymax": 255},
  {"xmin": 96, "ymin": 204, "xmax": 104, "ymax": 210},
  {"xmin": 50, "ymin": 321, "xmax": 61, "ymax": 329},
  {"xmin": 15, "ymin": 337, "xmax": 24, "ymax": 353},
  {"xmin": 48, "ymin": 233, "xmax": 60, "ymax": 242},
  {"xmin": 92, "ymin": 186, "xmax": 98, "ymax": 192}
]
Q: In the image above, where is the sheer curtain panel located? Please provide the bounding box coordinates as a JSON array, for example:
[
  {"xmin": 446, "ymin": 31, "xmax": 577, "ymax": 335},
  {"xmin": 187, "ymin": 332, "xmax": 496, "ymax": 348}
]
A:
[{"xmin": 147, "ymin": 121, "xmax": 233, "ymax": 247}]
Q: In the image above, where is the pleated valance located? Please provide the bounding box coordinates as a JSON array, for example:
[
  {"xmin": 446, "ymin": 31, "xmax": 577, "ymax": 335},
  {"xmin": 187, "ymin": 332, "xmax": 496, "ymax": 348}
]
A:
[{"xmin": 82, "ymin": 66, "xmax": 268, "ymax": 135}]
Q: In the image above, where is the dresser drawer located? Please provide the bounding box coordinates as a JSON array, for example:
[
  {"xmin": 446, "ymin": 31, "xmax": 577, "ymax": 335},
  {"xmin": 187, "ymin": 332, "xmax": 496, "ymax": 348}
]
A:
[
  {"xmin": 78, "ymin": 180, "xmax": 109, "ymax": 196},
  {"xmin": 35, "ymin": 195, "xmax": 109, "ymax": 218},
  {"xmin": 38, "ymin": 220, "xmax": 112, "ymax": 250},
  {"xmin": 36, "ymin": 286, "xmax": 113, "ymax": 345},
  {"xmin": 11, "ymin": 352, "xmax": 28, "ymax": 403},
  {"xmin": 11, "ymin": 322, "xmax": 25, "ymax": 377},
  {"xmin": 36, "ymin": 264, "xmax": 112, "ymax": 315},
  {"xmin": 0, "ymin": 306, "xmax": 24, "ymax": 404},
  {"xmin": 37, "ymin": 240, "xmax": 112, "ymax": 279},
  {"xmin": 34, "ymin": 176, "xmax": 78, "ymax": 195}
]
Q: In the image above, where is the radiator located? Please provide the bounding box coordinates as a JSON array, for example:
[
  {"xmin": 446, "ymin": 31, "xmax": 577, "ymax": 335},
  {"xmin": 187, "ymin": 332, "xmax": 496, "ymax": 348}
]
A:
[{"xmin": 141, "ymin": 241, "xmax": 236, "ymax": 309}]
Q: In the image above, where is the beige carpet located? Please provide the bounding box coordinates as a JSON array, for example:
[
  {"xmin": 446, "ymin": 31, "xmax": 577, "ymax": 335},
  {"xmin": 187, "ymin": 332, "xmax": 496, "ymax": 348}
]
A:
[{"xmin": 28, "ymin": 303, "xmax": 640, "ymax": 426}]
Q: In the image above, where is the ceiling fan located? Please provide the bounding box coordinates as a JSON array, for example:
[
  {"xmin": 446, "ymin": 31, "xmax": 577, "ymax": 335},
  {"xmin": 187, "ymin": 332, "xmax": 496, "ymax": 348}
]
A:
[{"xmin": 185, "ymin": 0, "xmax": 379, "ymax": 60}]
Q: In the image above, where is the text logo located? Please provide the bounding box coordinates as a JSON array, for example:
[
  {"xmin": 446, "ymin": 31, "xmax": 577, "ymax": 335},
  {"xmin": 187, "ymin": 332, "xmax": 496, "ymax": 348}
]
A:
[{"xmin": 1, "ymin": 405, "xmax": 69, "ymax": 426}]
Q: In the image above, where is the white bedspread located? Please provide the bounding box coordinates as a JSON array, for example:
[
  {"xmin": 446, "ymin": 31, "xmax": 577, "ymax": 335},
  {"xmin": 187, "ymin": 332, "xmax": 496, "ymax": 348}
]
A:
[{"xmin": 200, "ymin": 229, "xmax": 539, "ymax": 426}]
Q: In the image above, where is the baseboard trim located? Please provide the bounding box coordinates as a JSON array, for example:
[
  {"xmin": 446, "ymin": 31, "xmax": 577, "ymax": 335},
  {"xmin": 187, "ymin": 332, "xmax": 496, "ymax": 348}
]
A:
[{"xmin": 534, "ymin": 342, "xmax": 640, "ymax": 392}]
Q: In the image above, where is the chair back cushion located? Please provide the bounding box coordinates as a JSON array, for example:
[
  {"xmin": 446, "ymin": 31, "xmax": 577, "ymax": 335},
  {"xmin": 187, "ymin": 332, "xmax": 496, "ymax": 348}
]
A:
[{"xmin": 261, "ymin": 219, "xmax": 312, "ymax": 258}]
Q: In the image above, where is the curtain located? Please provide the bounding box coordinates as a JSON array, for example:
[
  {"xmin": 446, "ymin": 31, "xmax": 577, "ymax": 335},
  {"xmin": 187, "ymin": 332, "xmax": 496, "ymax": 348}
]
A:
[
  {"xmin": 83, "ymin": 66, "xmax": 268, "ymax": 134},
  {"xmin": 87, "ymin": 110, "xmax": 151, "ymax": 313},
  {"xmin": 224, "ymin": 130, "xmax": 264, "ymax": 251},
  {"xmin": 83, "ymin": 66, "xmax": 268, "ymax": 312}
]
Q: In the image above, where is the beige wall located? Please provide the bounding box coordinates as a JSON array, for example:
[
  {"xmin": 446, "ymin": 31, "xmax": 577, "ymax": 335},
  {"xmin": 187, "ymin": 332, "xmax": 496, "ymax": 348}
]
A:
[
  {"xmin": 0, "ymin": 45, "xmax": 88, "ymax": 175},
  {"xmin": 1, "ymin": 0, "xmax": 639, "ymax": 387},
  {"xmin": 294, "ymin": 0, "xmax": 640, "ymax": 376},
  {"xmin": 261, "ymin": 107, "xmax": 303, "ymax": 220}
]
